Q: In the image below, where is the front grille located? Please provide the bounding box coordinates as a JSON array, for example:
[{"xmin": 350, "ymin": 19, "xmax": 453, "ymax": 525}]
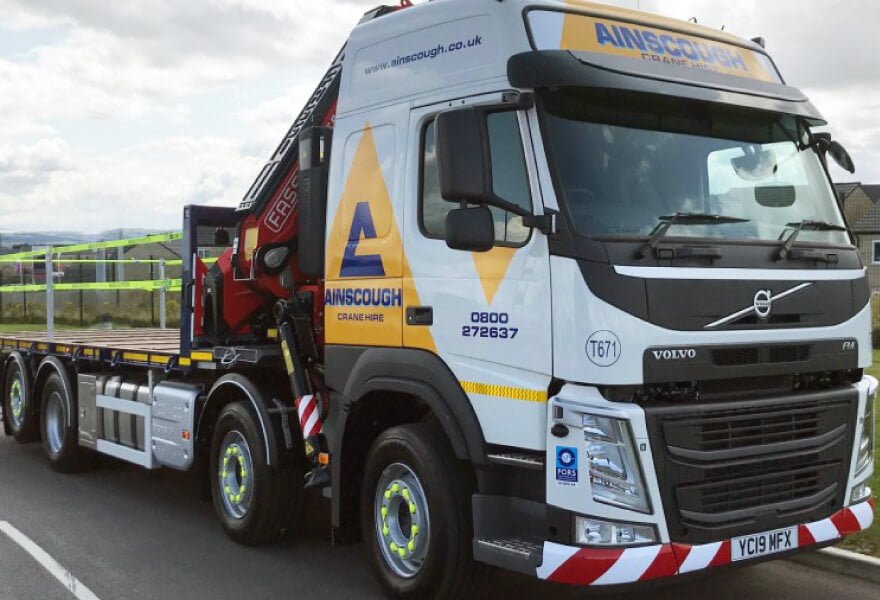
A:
[
  {"xmin": 712, "ymin": 345, "xmax": 810, "ymax": 366},
  {"xmin": 664, "ymin": 402, "xmax": 824, "ymax": 453},
  {"xmin": 712, "ymin": 347, "xmax": 759, "ymax": 366},
  {"xmin": 678, "ymin": 460, "xmax": 840, "ymax": 522},
  {"xmin": 646, "ymin": 389, "xmax": 857, "ymax": 544}
]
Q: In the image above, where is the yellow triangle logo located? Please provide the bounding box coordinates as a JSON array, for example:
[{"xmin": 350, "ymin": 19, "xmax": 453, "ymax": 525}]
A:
[
  {"xmin": 471, "ymin": 247, "xmax": 517, "ymax": 305},
  {"xmin": 323, "ymin": 123, "xmax": 437, "ymax": 354},
  {"xmin": 326, "ymin": 125, "xmax": 401, "ymax": 280}
]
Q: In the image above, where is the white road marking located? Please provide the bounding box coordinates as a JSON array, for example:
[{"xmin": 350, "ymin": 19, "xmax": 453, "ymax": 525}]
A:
[{"xmin": 0, "ymin": 520, "xmax": 101, "ymax": 600}]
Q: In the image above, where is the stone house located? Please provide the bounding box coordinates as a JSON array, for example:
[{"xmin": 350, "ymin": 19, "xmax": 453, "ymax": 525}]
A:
[{"xmin": 837, "ymin": 183, "xmax": 880, "ymax": 291}]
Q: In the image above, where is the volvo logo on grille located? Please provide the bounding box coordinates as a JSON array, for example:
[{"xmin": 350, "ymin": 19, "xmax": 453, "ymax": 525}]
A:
[
  {"xmin": 753, "ymin": 289, "xmax": 773, "ymax": 319},
  {"xmin": 652, "ymin": 349, "xmax": 697, "ymax": 360},
  {"xmin": 704, "ymin": 282, "xmax": 813, "ymax": 329}
]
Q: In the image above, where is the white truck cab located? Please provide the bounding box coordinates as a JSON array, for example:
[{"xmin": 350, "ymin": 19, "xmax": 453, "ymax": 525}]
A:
[{"xmin": 319, "ymin": 0, "xmax": 875, "ymax": 593}]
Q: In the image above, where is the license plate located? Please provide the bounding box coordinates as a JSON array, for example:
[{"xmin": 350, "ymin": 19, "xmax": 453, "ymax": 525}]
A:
[{"xmin": 732, "ymin": 527, "xmax": 797, "ymax": 561}]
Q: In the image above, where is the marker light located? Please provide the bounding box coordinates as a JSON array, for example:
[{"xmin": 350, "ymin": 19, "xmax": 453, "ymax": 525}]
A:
[{"xmin": 582, "ymin": 415, "xmax": 650, "ymax": 513}]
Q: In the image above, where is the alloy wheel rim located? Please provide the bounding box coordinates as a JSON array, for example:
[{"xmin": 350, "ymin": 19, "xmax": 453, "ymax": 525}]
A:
[
  {"xmin": 374, "ymin": 462, "xmax": 431, "ymax": 578},
  {"xmin": 218, "ymin": 430, "xmax": 254, "ymax": 519},
  {"xmin": 9, "ymin": 376, "xmax": 24, "ymax": 429}
]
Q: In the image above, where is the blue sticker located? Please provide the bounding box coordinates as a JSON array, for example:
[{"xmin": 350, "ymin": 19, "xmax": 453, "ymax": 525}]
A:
[{"xmin": 555, "ymin": 446, "xmax": 578, "ymax": 484}]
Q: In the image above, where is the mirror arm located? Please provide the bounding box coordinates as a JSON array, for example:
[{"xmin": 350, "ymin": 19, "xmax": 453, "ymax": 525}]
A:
[{"xmin": 522, "ymin": 209, "xmax": 558, "ymax": 235}]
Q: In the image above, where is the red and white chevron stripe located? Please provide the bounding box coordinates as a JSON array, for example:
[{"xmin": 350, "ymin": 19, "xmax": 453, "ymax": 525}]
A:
[
  {"xmin": 536, "ymin": 543, "xmax": 677, "ymax": 585},
  {"xmin": 538, "ymin": 499, "xmax": 874, "ymax": 586},
  {"xmin": 296, "ymin": 393, "xmax": 322, "ymax": 438}
]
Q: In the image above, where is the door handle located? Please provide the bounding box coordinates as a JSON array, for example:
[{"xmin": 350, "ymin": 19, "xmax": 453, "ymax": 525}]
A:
[{"xmin": 406, "ymin": 306, "xmax": 433, "ymax": 326}]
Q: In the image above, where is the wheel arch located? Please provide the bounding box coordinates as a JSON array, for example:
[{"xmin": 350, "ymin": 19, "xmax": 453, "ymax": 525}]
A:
[
  {"xmin": 325, "ymin": 346, "xmax": 488, "ymax": 540},
  {"xmin": 200, "ymin": 373, "xmax": 280, "ymax": 468}
]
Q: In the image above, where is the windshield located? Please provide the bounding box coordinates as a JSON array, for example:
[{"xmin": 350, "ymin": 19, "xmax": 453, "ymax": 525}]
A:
[{"xmin": 540, "ymin": 89, "xmax": 849, "ymax": 246}]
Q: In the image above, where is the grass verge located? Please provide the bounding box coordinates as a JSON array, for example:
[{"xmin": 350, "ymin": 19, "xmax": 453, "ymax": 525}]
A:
[{"xmin": 0, "ymin": 323, "xmax": 77, "ymax": 332}]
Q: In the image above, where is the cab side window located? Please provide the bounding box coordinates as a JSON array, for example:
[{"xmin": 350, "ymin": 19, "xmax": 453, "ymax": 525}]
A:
[{"xmin": 420, "ymin": 113, "xmax": 531, "ymax": 245}]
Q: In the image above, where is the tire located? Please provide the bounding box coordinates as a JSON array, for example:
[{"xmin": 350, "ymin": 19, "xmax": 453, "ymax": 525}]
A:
[
  {"xmin": 361, "ymin": 422, "xmax": 482, "ymax": 599},
  {"xmin": 40, "ymin": 372, "xmax": 92, "ymax": 472},
  {"xmin": 209, "ymin": 401, "xmax": 303, "ymax": 545},
  {"xmin": 3, "ymin": 356, "xmax": 38, "ymax": 443}
]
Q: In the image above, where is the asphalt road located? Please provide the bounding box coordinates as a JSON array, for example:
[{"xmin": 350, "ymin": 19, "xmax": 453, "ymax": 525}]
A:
[{"xmin": 0, "ymin": 436, "xmax": 876, "ymax": 600}]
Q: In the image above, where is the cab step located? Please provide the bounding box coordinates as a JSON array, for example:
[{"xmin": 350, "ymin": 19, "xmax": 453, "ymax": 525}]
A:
[
  {"xmin": 487, "ymin": 451, "xmax": 544, "ymax": 470},
  {"xmin": 474, "ymin": 538, "xmax": 543, "ymax": 574}
]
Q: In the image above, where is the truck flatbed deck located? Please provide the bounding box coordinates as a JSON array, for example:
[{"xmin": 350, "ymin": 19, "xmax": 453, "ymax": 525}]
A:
[{"xmin": 0, "ymin": 329, "xmax": 211, "ymax": 370}]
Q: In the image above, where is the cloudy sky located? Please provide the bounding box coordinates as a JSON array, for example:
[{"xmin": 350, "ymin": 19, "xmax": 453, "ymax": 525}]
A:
[{"xmin": 1, "ymin": 0, "xmax": 877, "ymax": 233}]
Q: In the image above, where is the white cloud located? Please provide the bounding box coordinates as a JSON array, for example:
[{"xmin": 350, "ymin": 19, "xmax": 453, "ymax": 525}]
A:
[
  {"xmin": 0, "ymin": 0, "xmax": 877, "ymax": 234},
  {"xmin": 0, "ymin": 135, "xmax": 260, "ymax": 231}
]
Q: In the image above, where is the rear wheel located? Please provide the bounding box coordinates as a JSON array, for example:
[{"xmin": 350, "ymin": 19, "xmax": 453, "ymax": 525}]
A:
[
  {"xmin": 40, "ymin": 372, "xmax": 92, "ymax": 472},
  {"xmin": 209, "ymin": 401, "xmax": 303, "ymax": 545},
  {"xmin": 362, "ymin": 422, "xmax": 482, "ymax": 599},
  {"xmin": 3, "ymin": 356, "xmax": 38, "ymax": 443}
]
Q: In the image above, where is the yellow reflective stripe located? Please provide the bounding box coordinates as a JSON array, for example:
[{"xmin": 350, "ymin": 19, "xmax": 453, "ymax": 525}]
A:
[
  {"xmin": 190, "ymin": 351, "xmax": 213, "ymax": 362},
  {"xmin": 0, "ymin": 279, "xmax": 182, "ymax": 294},
  {"xmin": 281, "ymin": 340, "xmax": 294, "ymax": 375},
  {"xmin": 0, "ymin": 232, "xmax": 183, "ymax": 261},
  {"xmin": 122, "ymin": 352, "xmax": 150, "ymax": 362},
  {"xmin": 179, "ymin": 357, "xmax": 192, "ymax": 366},
  {"xmin": 459, "ymin": 381, "xmax": 548, "ymax": 403}
]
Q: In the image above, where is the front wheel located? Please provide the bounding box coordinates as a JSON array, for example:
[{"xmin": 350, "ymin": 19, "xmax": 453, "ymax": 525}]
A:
[
  {"xmin": 362, "ymin": 422, "xmax": 482, "ymax": 599},
  {"xmin": 209, "ymin": 401, "xmax": 303, "ymax": 545}
]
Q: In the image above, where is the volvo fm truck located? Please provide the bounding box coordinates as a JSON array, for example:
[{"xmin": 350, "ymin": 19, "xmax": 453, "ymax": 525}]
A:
[{"xmin": 1, "ymin": 1, "xmax": 874, "ymax": 597}]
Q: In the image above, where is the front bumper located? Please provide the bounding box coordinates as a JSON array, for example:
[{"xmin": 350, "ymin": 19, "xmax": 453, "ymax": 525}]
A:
[{"xmin": 536, "ymin": 498, "xmax": 874, "ymax": 586}]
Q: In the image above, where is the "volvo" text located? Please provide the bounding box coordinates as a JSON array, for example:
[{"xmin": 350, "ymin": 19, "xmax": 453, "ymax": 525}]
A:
[{"xmin": 652, "ymin": 349, "xmax": 697, "ymax": 360}]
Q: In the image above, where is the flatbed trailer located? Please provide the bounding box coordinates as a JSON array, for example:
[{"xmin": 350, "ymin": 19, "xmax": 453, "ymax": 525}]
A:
[{"xmin": 0, "ymin": 329, "xmax": 189, "ymax": 371}]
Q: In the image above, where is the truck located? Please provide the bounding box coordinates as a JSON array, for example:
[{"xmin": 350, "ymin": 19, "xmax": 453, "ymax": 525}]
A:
[{"xmin": 1, "ymin": 0, "xmax": 875, "ymax": 597}]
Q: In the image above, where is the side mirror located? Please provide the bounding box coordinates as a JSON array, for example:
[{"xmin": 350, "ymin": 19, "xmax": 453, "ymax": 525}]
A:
[
  {"xmin": 297, "ymin": 126, "xmax": 333, "ymax": 278},
  {"xmin": 435, "ymin": 97, "xmax": 534, "ymax": 218},
  {"xmin": 812, "ymin": 132, "xmax": 855, "ymax": 174},
  {"xmin": 829, "ymin": 141, "xmax": 855, "ymax": 174},
  {"xmin": 436, "ymin": 107, "xmax": 491, "ymax": 204},
  {"xmin": 445, "ymin": 206, "xmax": 494, "ymax": 252}
]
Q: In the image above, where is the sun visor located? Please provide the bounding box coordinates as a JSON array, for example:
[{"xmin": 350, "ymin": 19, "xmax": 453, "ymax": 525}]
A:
[{"xmin": 515, "ymin": 9, "xmax": 825, "ymax": 123}]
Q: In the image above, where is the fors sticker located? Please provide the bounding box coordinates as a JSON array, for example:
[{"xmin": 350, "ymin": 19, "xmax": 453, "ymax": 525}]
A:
[{"xmin": 555, "ymin": 446, "xmax": 578, "ymax": 486}]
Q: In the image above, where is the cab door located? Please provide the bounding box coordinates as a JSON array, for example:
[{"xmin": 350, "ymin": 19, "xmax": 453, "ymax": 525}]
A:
[{"xmin": 402, "ymin": 97, "xmax": 553, "ymax": 450}]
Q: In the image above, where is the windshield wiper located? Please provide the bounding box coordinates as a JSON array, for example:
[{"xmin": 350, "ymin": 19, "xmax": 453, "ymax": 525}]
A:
[
  {"xmin": 640, "ymin": 212, "xmax": 750, "ymax": 257},
  {"xmin": 777, "ymin": 220, "xmax": 848, "ymax": 261}
]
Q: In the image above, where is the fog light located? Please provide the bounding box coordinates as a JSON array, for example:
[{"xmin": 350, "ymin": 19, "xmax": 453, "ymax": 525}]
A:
[
  {"xmin": 851, "ymin": 482, "xmax": 872, "ymax": 504},
  {"xmin": 575, "ymin": 516, "xmax": 657, "ymax": 547}
]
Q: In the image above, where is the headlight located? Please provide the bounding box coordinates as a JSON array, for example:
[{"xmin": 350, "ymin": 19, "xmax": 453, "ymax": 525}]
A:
[
  {"xmin": 582, "ymin": 414, "xmax": 650, "ymax": 513},
  {"xmin": 856, "ymin": 386, "xmax": 875, "ymax": 475},
  {"xmin": 575, "ymin": 516, "xmax": 657, "ymax": 546}
]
